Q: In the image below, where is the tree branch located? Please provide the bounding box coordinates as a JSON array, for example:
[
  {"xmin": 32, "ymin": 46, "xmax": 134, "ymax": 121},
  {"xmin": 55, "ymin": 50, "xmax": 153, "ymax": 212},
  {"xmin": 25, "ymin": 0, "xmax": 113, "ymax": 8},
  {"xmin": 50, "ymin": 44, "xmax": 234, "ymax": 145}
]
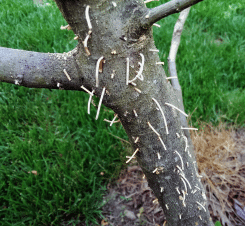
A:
[
  {"xmin": 168, "ymin": 7, "xmax": 190, "ymax": 91},
  {"xmin": 168, "ymin": 7, "xmax": 191, "ymax": 132},
  {"xmin": 0, "ymin": 47, "xmax": 82, "ymax": 90},
  {"xmin": 142, "ymin": 0, "xmax": 203, "ymax": 28}
]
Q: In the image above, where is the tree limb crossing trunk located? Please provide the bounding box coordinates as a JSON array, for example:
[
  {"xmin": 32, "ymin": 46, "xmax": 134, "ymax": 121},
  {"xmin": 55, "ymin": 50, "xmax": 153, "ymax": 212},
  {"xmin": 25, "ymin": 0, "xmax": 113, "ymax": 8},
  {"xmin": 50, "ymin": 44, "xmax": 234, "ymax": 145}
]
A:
[{"xmin": 0, "ymin": 0, "xmax": 213, "ymax": 225}]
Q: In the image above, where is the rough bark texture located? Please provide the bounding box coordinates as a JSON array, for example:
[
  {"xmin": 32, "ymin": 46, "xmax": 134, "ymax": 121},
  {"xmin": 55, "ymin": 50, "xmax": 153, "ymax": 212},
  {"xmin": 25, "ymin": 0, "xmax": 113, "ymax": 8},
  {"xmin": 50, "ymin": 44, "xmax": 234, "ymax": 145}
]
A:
[{"xmin": 0, "ymin": 0, "xmax": 213, "ymax": 225}]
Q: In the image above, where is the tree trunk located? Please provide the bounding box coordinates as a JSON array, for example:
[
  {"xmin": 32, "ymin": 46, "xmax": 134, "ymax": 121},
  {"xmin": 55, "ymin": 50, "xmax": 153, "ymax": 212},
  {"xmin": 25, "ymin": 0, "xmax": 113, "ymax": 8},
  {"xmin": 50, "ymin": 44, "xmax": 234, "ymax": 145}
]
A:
[{"xmin": 0, "ymin": 0, "xmax": 214, "ymax": 225}]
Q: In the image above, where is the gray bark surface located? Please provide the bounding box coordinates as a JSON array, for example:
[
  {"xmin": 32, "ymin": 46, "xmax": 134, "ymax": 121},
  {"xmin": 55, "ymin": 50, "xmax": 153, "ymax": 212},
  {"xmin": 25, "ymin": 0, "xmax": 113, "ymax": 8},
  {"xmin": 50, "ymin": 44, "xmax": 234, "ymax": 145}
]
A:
[
  {"xmin": 168, "ymin": 7, "xmax": 191, "ymax": 130},
  {"xmin": 0, "ymin": 0, "xmax": 213, "ymax": 225}
]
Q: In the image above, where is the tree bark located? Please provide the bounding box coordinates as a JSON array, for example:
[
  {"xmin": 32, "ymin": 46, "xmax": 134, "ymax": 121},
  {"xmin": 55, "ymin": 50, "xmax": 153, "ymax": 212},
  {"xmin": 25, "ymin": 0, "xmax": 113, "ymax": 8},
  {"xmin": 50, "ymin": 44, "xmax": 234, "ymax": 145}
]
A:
[{"xmin": 0, "ymin": 0, "xmax": 213, "ymax": 225}]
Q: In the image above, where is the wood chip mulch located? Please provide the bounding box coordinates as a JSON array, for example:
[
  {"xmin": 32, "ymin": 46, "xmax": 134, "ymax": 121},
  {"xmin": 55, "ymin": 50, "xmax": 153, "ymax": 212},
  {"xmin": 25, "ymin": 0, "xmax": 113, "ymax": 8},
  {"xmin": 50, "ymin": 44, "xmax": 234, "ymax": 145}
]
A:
[{"xmin": 102, "ymin": 165, "xmax": 165, "ymax": 226}]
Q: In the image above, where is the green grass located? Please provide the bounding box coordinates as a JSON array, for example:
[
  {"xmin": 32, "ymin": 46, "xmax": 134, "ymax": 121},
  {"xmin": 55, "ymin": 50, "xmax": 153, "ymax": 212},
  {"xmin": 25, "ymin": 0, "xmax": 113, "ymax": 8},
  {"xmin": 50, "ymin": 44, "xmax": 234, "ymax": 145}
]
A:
[
  {"xmin": 0, "ymin": 0, "xmax": 244, "ymax": 225},
  {"xmin": 0, "ymin": 85, "xmax": 128, "ymax": 225},
  {"xmin": 147, "ymin": 0, "xmax": 245, "ymax": 127},
  {"xmin": 215, "ymin": 221, "xmax": 222, "ymax": 226}
]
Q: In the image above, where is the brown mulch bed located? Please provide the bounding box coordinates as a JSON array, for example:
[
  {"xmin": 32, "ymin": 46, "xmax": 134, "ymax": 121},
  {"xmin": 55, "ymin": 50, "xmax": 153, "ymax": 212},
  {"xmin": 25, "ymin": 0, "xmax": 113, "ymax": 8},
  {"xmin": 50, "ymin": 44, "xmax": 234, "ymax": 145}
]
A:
[
  {"xmin": 101, "ymin": 125, "xmax": 245, "ymax": 226},
  {"xmin": 102, "ymin": 165, "xmax": 165, "ymax": 226}
]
